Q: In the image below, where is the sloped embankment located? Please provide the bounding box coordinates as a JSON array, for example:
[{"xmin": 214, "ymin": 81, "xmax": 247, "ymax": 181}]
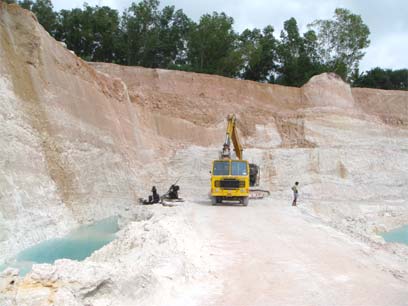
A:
[{"xmin": 0, "ymin": 3, "xmax": 147, "ymax": 260}]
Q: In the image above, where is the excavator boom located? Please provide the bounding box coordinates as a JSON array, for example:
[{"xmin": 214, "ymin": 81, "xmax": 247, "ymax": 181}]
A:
[
  {"xmin": 222, "ymin": 114, "xmax": 243, "ymax": 160},
  {"xmin": 231, "ymin": 121, "xmax": 243, "ymax": 160}
]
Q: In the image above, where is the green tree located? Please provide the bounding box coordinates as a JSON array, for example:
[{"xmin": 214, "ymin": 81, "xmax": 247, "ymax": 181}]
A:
[
  {"xmin": 17, "ymin": 0, "xmax": 33, "ymax": 9},
  {"xmin": 17, "ymin": 0, "xmax": 57, "ymax": 34},
  {"xmin": 155, "ymin": 5, "xmax": 192, "ymax": 68},
  {"xmin": 188, "ymin": 12, "xmax": 242, "ymax": 77},
  {"xmin": 309, "ymin": 8, "xmax": 370, "ymax": 79},
  {"xmin": 240, "ymin": 25, "xmax": 277, "ymax": 82},
  {"xmin": 302, "ymin": 29, "xmax": 331, "ymax": 80},
  {"xmin": 32, "ymin": 0, "xmax": 56, "ymax": 34},
  {"xmin": 123, "ymin": 0, "xmax": 160, "ymax": 66},
  {"xmin": 89, "ymin": 6, "xmax": 124, "ymax": 63},
  {"xmin": 11, "ymin": 0, "xmax": 380, "ymax": 86},
  {"xmin": 123, "ymin": 1, "xmax": 191, "ymax": 68},
  {"xmin": 276, "ymin": 18, "xmax": 331, "ymax": 86},
  {"xmin": 55, "ymin": 8, "xmax": 93, "ymax": 60},
  {"xmin": 390, "ymin": 69, "xmax": 408, "ymax": 90},
  {"xmin": 277, "ymin": 18, "xmax": 303, "ymax": 85},
  {"xmin": 55, "ymin": 5, "xmax": 124, "ymax": 63},
  {"xmin": 353, "ymin": 68, "xmax": 408, "ymax": 90}
]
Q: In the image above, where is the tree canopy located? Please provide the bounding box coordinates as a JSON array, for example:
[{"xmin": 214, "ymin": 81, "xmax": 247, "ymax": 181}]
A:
[
  {"xmin": 122, "ymin": 0, "xmax": 192, "ymax": 68},
  {"xmin": 308, "ymin": 8, "xmax": 370, "ymax": 79},
  {"xmin": 10, "ymin": 0, "xmax": 406, "ymax": 90},
  {"xmin": 188, "ymin": 12, "xmax": 241, "ymax": 77},
  {"xmin": 353, "ymin": 68, "xmax": 408, "ymax": 90},
  {"xmin": 240, "ymin": 25, "xmax": 277, "ymax": 82}
]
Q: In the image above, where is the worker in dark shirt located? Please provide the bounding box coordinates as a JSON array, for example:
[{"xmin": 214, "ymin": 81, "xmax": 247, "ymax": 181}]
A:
[
  {"xmin": 142, "ymin": 186, "xmax": 160, "ymax": 205},
  {"xmin": 291, "ymin": 182, "xmax": 299, "ymax": 206},
  {"xmin": 151, "ymin": 186, "xmax": 160, "ymax": 203}
]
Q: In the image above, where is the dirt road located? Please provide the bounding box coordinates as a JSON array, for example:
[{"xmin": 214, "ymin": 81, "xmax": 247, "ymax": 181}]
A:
[{"xmin": 189, "ymin": 198, "xmax": 408, "ymax": 306}]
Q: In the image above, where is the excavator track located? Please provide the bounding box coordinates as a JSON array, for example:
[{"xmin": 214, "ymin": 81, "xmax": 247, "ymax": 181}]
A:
[{"xmin": 249, "ymin": 189, "xmax": 270, "ymax": 199}]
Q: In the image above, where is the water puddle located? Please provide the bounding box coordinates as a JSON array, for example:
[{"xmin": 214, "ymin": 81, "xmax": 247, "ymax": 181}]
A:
[
  {"xmin": 381, "ymin": 224, "xmax": 408, "ymax": 245},
  {"xmin": 1, "ymin": 217, "xmax": 119, "ymax": 276}
]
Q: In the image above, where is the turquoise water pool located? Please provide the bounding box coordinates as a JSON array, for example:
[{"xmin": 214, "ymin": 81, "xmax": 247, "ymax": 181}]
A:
[
  {"xmin": 381, "ymin": 225, "xmax": 408, "ymax": 245},
  {"xmin": 1, "ymin": 217, "xmax": 119, "ymax": 276}
]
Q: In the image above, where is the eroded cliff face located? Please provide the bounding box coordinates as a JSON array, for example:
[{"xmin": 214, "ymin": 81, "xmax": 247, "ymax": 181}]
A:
[
  {"xmin": 92, "ymin": 63, "xmax": 408, "ymax": 205},
  {"xmin": 0, "ymin": 3, "xmax": 150, "ymax": 260},
  {"xmin": 1, "ymin": 3, "xmax": 408, "ymax": 264}
]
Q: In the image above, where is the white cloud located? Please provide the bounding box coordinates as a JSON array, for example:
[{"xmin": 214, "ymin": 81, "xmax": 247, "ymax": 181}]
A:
[{"xmin": 362, "ymin": 33, "xmax": 408, "ymax": 70}]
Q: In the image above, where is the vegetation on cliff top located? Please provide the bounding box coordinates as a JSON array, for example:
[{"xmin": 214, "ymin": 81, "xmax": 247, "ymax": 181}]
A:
[{"xmin": 5, "ymin": 0, "xmax": 408, "ymax": 89}]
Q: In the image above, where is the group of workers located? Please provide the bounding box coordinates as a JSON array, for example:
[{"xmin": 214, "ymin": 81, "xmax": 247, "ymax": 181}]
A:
[
  {"xmin": 143, "ymin": 182, "xmax": 300, "ymax": 206},
  {"xmin": 142, "ymin": 184, "xmax": 180, "ymax": 205}
]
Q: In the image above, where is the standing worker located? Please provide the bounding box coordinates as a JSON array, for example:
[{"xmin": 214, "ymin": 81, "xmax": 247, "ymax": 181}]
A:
[
  {"xmin": 151, "ymin": 186, "xmax": 160, "ymax": 203},
  {"xmin": 291, "ymin": 182, "xmax": 299, "ymax": 206},
  {"xmin": 142, "ymin": 186, "xmax": 160, "ymax": 205}
]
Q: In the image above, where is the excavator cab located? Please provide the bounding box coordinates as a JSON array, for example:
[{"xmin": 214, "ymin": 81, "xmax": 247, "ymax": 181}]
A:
[{"xmin": 211, "ymin": 159, "xmax": 250, "ymax": 206}]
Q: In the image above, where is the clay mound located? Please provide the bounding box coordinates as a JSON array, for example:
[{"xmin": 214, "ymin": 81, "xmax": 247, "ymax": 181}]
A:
[{"xmin": 302, "ymin": 73, "xmax": 355, "ymax": 109}]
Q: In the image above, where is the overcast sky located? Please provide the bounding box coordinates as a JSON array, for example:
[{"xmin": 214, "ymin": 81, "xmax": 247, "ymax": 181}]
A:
[{"xmin": 52, "ymin": 0, "xmax": 408, "ymax": 72}]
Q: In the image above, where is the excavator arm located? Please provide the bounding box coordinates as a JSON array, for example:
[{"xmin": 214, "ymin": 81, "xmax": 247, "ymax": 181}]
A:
[
  {"xmin": 222, "ymin": 114, "xmax": 243, "ymax": 160},
  {"xmin": 231, "ymin": 122, "xmax": 243, "ymax": 160}
]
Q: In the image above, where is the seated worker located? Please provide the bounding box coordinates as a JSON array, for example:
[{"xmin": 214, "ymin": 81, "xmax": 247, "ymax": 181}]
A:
[
  {"xmin": 143, "ymin": 186, "xmax": 160, "ymax": 204},
  {"xmin": 168, "ymin": 185, "xmax": 180, "ymax": 199}
]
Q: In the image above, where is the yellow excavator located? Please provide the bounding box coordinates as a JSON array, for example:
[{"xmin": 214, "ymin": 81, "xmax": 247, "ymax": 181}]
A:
[{"xmin": 210, "ymin": 114, "xmax": 263, "ymax": 206}]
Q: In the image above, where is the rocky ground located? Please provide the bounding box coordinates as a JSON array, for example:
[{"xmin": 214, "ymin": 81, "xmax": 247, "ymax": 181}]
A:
[
  {"xmin": 1, "ymin": 3, "xmax": 408, "ymax": 305},
  {"xmin": 2, "ymin": 196, "xmax": 408, "ymax": 306}
]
